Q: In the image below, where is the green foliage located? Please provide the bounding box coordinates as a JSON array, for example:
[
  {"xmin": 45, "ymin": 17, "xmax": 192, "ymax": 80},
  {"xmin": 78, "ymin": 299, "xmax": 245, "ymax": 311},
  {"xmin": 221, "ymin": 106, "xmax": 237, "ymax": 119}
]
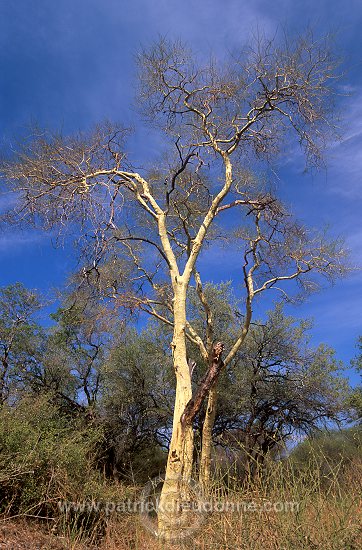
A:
[
  {"xmin": 348, "ymin": 387, "xmax": 362, "ymax": 422},
  {"xmin": 0, "ymin": 394, "xmax": 104, "ymax": 516},
  {"xmin": 351, "ymin": 336, "xmax": 362, "ymax": 372},
  {"xmin": 289, "ymin": 426, "xmax": 362, "ymax": 485},
  {"xmin": 100, "ymin": 328, "xmax": 172, "ymax": 480},
  {"xmin": 0, "ymin": 281, "xmax": 357, "ymax": 488},
  {"xmin": 41, "ymin": 290, "xmax": 115, "ymax": 408},
  {"xmin": 349, "ymin": 336, "xmax": 362, "ymax": 422},
  {"xmin": 186, "ymin": 299, "xmax": 353, "ymax": 480},
  {"xmin": 212, "ymin": 303, "xmax": 350, "ymax": 439},
  {"xmin": 0, "ymin": 282, "xmax": 44, "ymax": 404}
]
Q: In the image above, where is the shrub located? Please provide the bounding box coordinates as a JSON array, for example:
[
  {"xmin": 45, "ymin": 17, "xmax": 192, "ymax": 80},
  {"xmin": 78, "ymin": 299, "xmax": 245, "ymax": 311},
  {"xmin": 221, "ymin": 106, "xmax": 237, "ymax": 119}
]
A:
[
  {"xmin": 0, "ymin": 394, "xmax": 103, "ymax": 517},
  {"xmin": 287, "ymin": 426, "xmax": 362, "ymax": 489}
]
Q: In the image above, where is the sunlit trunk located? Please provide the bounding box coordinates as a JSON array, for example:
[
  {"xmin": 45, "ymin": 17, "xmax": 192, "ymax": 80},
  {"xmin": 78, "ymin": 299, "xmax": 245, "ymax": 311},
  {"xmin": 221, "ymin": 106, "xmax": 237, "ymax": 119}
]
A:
[{"xmin": 157, "ymin": 281, "xmax": 194, "ymax": 540}]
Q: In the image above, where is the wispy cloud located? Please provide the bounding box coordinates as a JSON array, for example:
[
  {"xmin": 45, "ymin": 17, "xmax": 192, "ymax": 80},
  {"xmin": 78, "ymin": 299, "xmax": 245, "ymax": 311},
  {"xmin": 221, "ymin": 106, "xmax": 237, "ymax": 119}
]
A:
[
  {"xmin": 0, "ymin": 230, "xmax": 46, "ymax": 252},
  {"xmin": 323, "ymin": 89, "xmax": 362, "ymax": 199}
]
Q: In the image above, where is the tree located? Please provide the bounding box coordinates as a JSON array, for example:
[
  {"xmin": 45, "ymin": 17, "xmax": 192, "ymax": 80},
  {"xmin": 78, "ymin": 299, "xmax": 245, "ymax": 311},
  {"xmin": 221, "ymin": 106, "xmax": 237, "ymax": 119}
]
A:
[
  {"xmin": 0, "ymin": 283, "xmax": 43, "ymax": 405},
  {"xmin": 16, "ymin": 284, "xmax": 115, "ymax": 415},
  {"xmin": 289, "ymin": 426, "xmax": 362, "ymax": 487},
  {"xmin": 203, "ymin": 304, "xmax": 351, "ymax": 481},
  {"xmin": 1, "ymin": 33, "xmax": 347, "ymax": 539},
  {"xmin": 176, "ymin": 286, "xmax": 351, "ymax": 485},
  {"xmin": 100, "ymin": 327, "xmax": 173, "ymax": 481},
  {"xmin": 349, "ymin": 337, "xmax": 362, "ymax": 422}
]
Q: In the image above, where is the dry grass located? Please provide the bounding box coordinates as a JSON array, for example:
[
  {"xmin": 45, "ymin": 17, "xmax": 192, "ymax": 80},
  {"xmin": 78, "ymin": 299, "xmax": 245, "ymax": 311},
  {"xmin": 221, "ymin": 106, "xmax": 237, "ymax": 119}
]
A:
[
  {"xmin": 96, "ymin": 459, "xmax": 361, "ymax": 550},
  {"xmin": 1, "ymin": 457, "xmax": 361, "ymax": 549},
  {"xmin": 0, "ymin": 520, "xmax": 89, "ymax": 550}
]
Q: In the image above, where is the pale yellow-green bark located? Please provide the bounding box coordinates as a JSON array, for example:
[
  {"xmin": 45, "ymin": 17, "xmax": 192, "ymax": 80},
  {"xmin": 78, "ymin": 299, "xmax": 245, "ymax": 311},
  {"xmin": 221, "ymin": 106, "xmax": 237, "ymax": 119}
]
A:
[{"xmin": 157, "ymin": 281, "xmax": 195, "ymax": 540}]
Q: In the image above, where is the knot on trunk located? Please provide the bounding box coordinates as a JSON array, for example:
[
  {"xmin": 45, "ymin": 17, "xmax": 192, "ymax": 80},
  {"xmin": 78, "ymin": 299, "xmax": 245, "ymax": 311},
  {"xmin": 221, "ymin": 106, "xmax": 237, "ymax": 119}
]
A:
[{"xmin": 212, "ymin": 342, "xmax": 224, "ymax": 363}]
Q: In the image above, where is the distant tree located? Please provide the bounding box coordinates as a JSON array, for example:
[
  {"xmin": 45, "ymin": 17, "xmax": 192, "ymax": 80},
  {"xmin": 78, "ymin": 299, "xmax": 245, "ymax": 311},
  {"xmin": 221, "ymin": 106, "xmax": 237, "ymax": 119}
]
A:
[
  {"xmin": 207, "ymin": 304, "xmax": 351, "ymax": 480},
  {"xmin": 0, "ymin": 281, "xmax": 118, "ymax": 415},
  {"xmin": 289, "ymin": 426, "xmax": 362, "ymax": 486},
  {"xmin": 0, "ymin": 283, "xmax": 42, "ymax": 404},
  {"xmin": 44, "ymin": 290, "xmax": 113, "ymax": 410},
  {"xmin": 349, "ymin": 336, "xmax": 362, "ymax": 422},
  {"xmin": 100, "ymin": 328, "xmax": 173, "ymax": 480},
  {"xmin": 1, "ymin": 32, "xmax": 347, "ymax": 539}
]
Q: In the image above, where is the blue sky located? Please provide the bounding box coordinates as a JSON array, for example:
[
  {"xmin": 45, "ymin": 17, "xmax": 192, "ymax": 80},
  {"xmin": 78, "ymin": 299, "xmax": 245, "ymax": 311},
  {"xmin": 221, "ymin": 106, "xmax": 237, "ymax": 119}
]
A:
[{"xmin": 0, "ymin": 0, "xmax": 361, "ymax": 380}]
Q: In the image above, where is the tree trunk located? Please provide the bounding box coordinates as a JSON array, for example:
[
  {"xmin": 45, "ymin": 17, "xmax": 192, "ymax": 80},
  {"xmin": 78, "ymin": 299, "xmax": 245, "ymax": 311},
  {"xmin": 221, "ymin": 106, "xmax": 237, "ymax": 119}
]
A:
[
  {"xmin": 0, "ymin": 354, "xmax": 9, "ymax": 406},
  {"xmin": 199, "ymin": 386, "xmax": 217, "ymax": 490},
  {"xmin": 157, "ymin": 282, "xmax": 194, "ymax": 541},
  {"xmin": 157, "ymin": 283, "xmax": 225, "ymax": 539}
]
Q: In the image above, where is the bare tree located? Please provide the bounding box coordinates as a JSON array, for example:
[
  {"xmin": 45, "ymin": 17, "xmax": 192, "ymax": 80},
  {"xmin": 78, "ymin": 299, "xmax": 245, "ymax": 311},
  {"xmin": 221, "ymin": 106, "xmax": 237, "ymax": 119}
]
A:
[{"xmin": 1, "ymin": 33, "xmax": 347, "ymax": 539}]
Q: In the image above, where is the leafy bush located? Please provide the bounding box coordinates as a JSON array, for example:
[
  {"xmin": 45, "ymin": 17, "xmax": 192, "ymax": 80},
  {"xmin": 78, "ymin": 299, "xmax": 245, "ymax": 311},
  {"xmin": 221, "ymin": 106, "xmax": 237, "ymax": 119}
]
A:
[
  {"xmin": 0, "ymin": 394, "xmax": 104, "ymax": 517},
  {"xmin": 288, "ymin": 427, "xmax": 362, "ymax": 488}
]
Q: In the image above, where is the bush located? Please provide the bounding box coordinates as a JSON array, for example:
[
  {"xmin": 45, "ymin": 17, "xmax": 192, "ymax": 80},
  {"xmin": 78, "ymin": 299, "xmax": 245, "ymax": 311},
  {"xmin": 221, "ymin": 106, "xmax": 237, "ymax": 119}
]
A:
[
  {"xmin": 0, "ymin": 394, "xmax": 104, "ymax": 517},
  {"xmin": 288, "ymin": 426, "xmax": 362, "ymax": 489}
]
